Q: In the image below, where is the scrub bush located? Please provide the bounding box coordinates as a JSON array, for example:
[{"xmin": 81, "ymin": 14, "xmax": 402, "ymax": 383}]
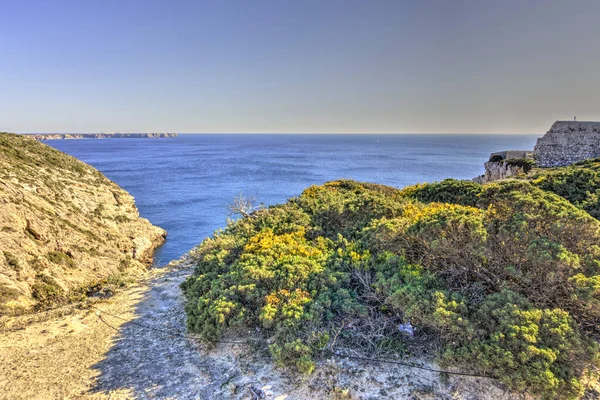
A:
[
  {"xmin": 399, "ymin": 179, "xmax": 483, "ymax": 207},
  {"xmin": 503, "ymin": 158, "xmax": 536, "ymax": 172},
  {"xmin": 528, "ymin": 158, "xmax": 600, "ymax": 219},
  {"xmin": 293, "ymin": 180, "xmax": 408, "ymax": 239},
  {"xmin": 183, "ymin": 179, "xmax": 600, "ymax": 398},
  {"xmin": 46, "ymin": 251, "xmax": 76, "ymax": 268},
  {"xmin": 32, "ymin": 275, "xmax": 65, "ymax": 306}
]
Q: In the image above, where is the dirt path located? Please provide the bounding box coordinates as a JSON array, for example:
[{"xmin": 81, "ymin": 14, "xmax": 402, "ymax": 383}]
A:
[{"xmin": 0, "ymin": 258, "xmax": 513, "ymax": 400}]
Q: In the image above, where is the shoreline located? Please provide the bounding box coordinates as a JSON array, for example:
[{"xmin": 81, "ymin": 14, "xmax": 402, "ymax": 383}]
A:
[{"xmin": 23, "ymin": 133, "xmax": 177, "ymax": 140}]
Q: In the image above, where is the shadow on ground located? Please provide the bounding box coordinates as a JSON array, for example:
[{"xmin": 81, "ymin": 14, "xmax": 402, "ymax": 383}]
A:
[
  {"xmin": 88, "ymin": 265, "xmax": 512, "ymax": 400},
  {"xmin": 89, "ymin": 267, "xmax": 237, "ymax": 399}
]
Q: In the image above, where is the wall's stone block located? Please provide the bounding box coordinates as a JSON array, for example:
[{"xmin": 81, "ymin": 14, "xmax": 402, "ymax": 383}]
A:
[{"xmin": 534, "ymin": 121, "xmax": 600, "ymax": 167}]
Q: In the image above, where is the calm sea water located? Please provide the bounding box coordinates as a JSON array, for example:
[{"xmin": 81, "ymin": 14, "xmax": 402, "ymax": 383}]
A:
[{"xmin": 45, "ymin": 134, "xmax": 539, "ymax": 264}]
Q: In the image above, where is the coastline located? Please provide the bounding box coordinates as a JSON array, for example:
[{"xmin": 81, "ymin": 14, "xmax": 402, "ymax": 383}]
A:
[
  {"xmin": 24, "ymin": 133, "xmax": 177, "ymax": 140},
  {"xmin": 4, "ymin": 127, "xmax": 599, "ymax": 398}
]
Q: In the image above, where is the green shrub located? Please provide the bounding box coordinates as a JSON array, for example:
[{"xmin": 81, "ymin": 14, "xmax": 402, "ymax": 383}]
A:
[
  {"xmin": 503, "ymin": 157, "xmax": 536, "ymax": 172},
  {"xmin": 46, "ymin": 251, "xmax": 76, "ymax": 268},
  {"xmin": 0, "ymin": 284, "xmax": 21, "ymax": 304},
  {"xmin": 477, "ymin": 182, "xmax": 600, "ymax": 320},
  {"xmin": 293, "ymin": 180, "xmax": 408, "ymax": 239},
  {"xmin": 528, "ymin": 159, "xmax": 600, "ymax": 219},
  {"xmin": 443, "ymin": 290, "xmax": 595, "ymax": 399},
  {"xmin": 114, "ymin": 215, "xmax": 131, "ymax": 223},
  {"xmin": 400, "ymin": 179, "xmax": 483, "ymax": 207},
  {"xmin": 0, "ymin": 132, "xmax": 91, "ymax": 177},
  {"xmin": 182, "ymin": 179, "xmax": 600, "ymax": 399},
  {"xmin": 3, "ymin": 251, "xmax": 21, "ymax": 271},
  {"xmin": 92, "ymin": 204, "xmax": 105, "ymax": 218},
  {"xmin": 32, "ymin": 275, "xmax": 64, "ymax": 307},
  {"xmin": 270, "ymin": 339, "xmax": 317, "ymax": 374},
  {"xmin": 69, "ymin": 273, "xmax": 134, "ymax": 302},
  {"xmin": 183, "ymin": 228, "xmax": 330, "ymax": 339}
]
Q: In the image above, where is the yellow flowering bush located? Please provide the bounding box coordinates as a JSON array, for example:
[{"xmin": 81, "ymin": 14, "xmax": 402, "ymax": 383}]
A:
[{"xmin": 183, "ymin": 179, "xmax": 600, "ymax": 398}]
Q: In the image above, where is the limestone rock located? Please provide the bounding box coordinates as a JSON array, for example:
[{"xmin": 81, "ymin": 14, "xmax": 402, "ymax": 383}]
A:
[
  {"xmin": 0, "ymin": 133, "xmax": 166, "ymax": 314},
  {"xmin": 473, "ymin": 161, "xmax": 524, "ymax": 183},
  {"xmin": 473, "ymin": 151, "xmax": 533, "ymax": 183}
]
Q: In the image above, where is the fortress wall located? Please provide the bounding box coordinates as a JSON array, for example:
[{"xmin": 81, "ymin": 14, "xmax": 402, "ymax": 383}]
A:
[{"xmin": 534, "ymin": 121, "xmax": 600, "ymax": 167}]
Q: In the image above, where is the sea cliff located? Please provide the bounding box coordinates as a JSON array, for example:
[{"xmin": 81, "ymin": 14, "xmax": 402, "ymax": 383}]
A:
[
  {"xmin": 26, "ymin": 133, "xmax": 177, "ymax": 140},
  {"xmin": 0, "ymin": 133, "xmax": 166, "ymax": 314}
]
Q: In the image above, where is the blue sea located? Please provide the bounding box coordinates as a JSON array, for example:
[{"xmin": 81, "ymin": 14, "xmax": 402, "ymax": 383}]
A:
[{"xmin": 45, "ymin": 134, "xmax": 539, "ymax": 264}]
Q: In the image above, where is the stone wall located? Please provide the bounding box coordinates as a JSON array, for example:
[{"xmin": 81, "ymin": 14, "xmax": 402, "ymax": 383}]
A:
[{"xmin": 534, "ymin": 121, "xmax": 600, "ymax": 167}]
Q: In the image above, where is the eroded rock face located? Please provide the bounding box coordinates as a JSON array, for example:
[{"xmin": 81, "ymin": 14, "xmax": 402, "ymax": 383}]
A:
[
  {"xmin": 473, "ymin": 161, "xmax": 526, "ymax": 183},
  {"xmin": 534, "ymin": 121, "xmax": 600, "ymax": 167},
  {"xmin": 0, "ymin": 133, "xmax": 166, "ymax": 313}
]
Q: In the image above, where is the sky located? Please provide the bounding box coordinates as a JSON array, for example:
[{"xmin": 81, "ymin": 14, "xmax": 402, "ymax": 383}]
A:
[{"xmin": 1, "ymin": 0, "xmax": 600, "ymax": 134}]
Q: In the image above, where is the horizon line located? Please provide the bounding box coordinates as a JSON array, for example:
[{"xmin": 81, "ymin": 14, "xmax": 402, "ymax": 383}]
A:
[{"xmin": 14, "ymin": 131, "xmax": 543, "ymax": 135}]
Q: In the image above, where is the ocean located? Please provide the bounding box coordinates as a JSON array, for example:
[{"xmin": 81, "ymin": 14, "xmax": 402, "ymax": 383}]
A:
[{"xmin": 45, "ymin": 134, "xmax": 539, "ymax": 264}]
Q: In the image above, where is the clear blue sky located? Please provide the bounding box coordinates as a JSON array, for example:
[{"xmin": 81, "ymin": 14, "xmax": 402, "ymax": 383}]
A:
[{"xmin": 1, "ymin": 0, "xmax": 600, "ymax": 134}]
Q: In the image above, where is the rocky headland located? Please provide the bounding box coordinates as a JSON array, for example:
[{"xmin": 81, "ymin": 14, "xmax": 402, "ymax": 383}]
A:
[
  {"xmin": 475, "ymin": 120, "xmax": 600, "ymax": 183},
  {"xmin": 0, "ymin": 132, "xmax": 166, "ymax": 314},
  {"xmin": 26, "ymin": 133, "xmax": 177, "ymax": 140}
]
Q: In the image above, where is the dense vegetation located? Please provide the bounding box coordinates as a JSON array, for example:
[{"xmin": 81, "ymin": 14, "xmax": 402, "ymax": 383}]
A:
[
  {"xmin": 0, "ymin": 132, "xmax": 98, "ymax": 178},
  {"xmin": 503, "ymin": 157, "xmax": 536, "ymax": 173},
  {"xmin": 183, "ymin": 175, "xmax": 600, "ymax": 399},
  {"xmin": 529, "ymin": 158, "xmax": 600, "ymax": 219}
]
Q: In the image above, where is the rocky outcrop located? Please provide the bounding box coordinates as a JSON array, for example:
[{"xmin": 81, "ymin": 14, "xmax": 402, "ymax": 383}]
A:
[
  {"xmin": 473, "ymin": 151, "xmax": 534, "ymax": 183},
  {"xmin": 27, "ymin": 133, "xmax": 177, "ymax": 140},
  {"xmin": 0, "ymin": 133, "xmax": 166, "ymax": 314},
  {"xmin": 534, "ymin": 121, "xmax": 600, "ymax": 167},
  {"xmin": 473, "ymin": 161, "xmax": 524, "ymax": 183}
]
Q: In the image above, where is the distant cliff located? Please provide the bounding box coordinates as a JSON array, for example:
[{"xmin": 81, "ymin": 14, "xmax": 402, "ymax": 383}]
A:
[
  {"xmin": 0, "ymin": 133, "xmax": 166, "ymax": 314},
  {"xmin": 534, "ymin": 121, "xmax": 600, "ymax": 167},
  {"xmin": 27, "ymin": 133, "xmax": 177, "ymax": 140}
]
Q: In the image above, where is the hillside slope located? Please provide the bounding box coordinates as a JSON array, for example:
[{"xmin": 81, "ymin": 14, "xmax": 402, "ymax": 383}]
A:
[{"xmin": 0, "ymin": 133, "xmax": 166, "ymax": 313}]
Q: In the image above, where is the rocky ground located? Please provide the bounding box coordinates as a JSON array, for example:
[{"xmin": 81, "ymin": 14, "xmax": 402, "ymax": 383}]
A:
[
  {"xmin": 0, "ymin": 132, "xmax": 166, "ymax": 313},
  {"xmin": 0, "ymin": 255, "xmax": 518, "ymax": 400}
]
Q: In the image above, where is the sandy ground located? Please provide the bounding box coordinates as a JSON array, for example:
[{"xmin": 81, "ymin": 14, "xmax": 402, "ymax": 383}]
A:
[{"xmin": 0, "ymin": 258, "xmax": 517, "ymax": 400}]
